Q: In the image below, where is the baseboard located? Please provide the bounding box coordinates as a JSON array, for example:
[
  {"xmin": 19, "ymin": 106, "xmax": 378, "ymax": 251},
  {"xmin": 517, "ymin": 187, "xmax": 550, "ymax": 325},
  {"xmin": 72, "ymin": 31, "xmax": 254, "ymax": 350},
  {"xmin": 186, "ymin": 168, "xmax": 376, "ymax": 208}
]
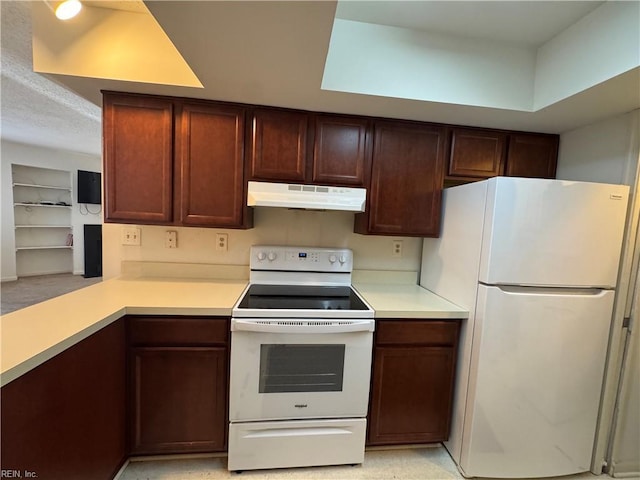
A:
[
  {"xmin": 16, "ymin": 269, "xmax": 73, "ymax": 277},
  {"xmin": 366, "ymin": 443, "xmax": 442, "ymax": 451},
  {"xmin": 1, "ymin": 276, "xmax": 18, "ymax": 283},
  {"xmin": 111, "ymin": 458, "xmax": 130, "ymax": 480}
]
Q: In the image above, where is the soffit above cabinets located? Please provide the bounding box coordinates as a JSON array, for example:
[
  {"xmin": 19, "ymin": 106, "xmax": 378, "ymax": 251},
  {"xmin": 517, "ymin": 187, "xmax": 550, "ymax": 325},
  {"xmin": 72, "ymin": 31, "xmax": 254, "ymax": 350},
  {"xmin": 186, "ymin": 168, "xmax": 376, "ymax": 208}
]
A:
[
  {"xmin": 324, "ymin": 1, "xmax": 638, "ymax": 113},
  {"xmin": 334, "ymin": 1, "xmax": 605, "ymax": 47}
]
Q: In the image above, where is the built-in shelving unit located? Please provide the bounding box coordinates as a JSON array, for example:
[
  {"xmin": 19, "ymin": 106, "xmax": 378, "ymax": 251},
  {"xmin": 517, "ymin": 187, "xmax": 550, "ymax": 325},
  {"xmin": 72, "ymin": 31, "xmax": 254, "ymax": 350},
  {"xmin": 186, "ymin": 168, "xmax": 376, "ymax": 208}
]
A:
[{"xmin": 12, "ymin": 164, "xmax": 73, "ymax": 277}]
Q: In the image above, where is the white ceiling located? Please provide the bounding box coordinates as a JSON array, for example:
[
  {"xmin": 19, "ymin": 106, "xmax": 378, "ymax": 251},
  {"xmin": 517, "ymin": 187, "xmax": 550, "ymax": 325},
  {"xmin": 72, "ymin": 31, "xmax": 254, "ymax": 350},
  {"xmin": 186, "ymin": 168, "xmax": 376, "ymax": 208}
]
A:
[
  {"xmin": 1, "ymin": 0, "xmax": 638, "ymax": 158},
  {"xmin": 1, "ymin": 1, "xmax": 102, "ymax": 156}
]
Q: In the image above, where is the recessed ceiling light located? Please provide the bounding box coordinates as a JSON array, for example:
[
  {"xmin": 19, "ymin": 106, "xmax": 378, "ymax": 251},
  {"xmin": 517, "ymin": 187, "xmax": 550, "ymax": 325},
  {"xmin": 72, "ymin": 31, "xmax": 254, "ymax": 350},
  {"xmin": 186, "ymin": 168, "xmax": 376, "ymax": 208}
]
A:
[{"xmin": 48, "ymin": 0, "xmax": 83, "ymax": 20}]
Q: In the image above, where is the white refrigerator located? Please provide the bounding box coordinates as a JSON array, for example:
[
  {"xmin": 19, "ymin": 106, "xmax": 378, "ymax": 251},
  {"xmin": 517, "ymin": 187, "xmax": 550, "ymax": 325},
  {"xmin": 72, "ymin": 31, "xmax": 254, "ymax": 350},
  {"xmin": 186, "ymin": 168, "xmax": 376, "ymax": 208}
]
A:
[{"xmin": 421, "ymin": 177, "xmax": 629, "ymax": 478}]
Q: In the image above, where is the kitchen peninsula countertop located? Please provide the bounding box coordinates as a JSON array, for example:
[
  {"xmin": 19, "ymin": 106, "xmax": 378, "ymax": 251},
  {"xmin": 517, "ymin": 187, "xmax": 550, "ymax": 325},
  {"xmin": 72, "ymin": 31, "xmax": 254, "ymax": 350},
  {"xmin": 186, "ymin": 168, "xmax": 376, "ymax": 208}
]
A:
[
  {"xmin": 2, "ymin": 272, "xmax": 468, "ymax": 387},
  {"xmin": 1, "ymin": 276, "xmax": 249, "ymax": 387}
]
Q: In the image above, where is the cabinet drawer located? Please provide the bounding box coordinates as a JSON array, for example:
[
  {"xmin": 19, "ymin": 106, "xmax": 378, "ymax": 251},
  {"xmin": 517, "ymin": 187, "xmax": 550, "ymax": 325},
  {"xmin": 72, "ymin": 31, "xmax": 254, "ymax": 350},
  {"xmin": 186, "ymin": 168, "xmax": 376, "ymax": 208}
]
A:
[
  {"xmin": 376, "ymin": 320, "xmax": 459, "ymax": 346},
  {"xmin": 128, "ymin": 316, "xmax": 229, "ymax": 346}
]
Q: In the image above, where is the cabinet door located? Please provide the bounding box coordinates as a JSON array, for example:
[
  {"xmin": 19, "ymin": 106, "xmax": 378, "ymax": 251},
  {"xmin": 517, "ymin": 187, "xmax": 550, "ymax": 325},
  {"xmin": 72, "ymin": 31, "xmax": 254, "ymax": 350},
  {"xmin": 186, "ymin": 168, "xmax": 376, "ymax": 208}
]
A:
[
  {"xmin": 505, "ymin": 133, "xmax": 559, "ymax": 178},
  {"xmin": 355, "ymin": 121, "xmax": 446, "ymax": 236},
  {"xmin": 312, "ymin": 115, "xmax": 370, "ymax": 187},
  {"xmin": 368, "ymin": 346, "xmax": 456, "ymax": 445},
  {"xmin": 130, "ymin": 346, "xmax": 227, "ymax": 455},
  {"xmin": 176, "ymin": 102, "xmax": 249, "ymax": 227},
  {"xmin": 448, "ymin": 128, "xmax": 506, "ymax": 178},
  {"xmin": 103, "ymin": 94, "xmax": 174, "ymax": 223},
  {"xmin": 249, "ymin": 109, "xmax": 309, "ymax": 182}
]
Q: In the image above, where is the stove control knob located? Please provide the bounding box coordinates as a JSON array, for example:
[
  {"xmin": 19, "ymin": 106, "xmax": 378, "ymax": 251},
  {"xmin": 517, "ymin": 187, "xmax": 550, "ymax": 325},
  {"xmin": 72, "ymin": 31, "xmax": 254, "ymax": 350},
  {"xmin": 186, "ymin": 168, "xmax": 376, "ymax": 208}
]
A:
[
  {"xmin": 328, "ymin": 254, "xmax": 337, "ymax": 264},
  {"xmin": 339, "ymin": 255, "xmax": 347, "ymax": 265},
  {"xmin": 256, "ymin": 251, "xmax": 266, "ymax": 261},
  {"xmin": 267, "ymin": 252, "xmax": 277, "ymax": 261}
]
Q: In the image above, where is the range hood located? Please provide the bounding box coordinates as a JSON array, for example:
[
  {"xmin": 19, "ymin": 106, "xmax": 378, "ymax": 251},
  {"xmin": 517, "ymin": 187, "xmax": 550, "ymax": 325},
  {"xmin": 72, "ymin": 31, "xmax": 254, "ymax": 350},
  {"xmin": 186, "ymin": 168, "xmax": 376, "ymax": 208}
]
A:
[{"xmin": 247, "ymin": 181, "xmax": 366, "ymax": 212}]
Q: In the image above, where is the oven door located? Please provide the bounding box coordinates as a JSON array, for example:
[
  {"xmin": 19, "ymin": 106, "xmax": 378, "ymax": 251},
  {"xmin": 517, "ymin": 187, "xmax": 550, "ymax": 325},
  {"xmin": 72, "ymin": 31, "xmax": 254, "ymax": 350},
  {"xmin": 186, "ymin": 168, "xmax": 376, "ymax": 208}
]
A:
[{"xmin": 229, "ymin": 318, "xmax": 374, "ymax": 422}]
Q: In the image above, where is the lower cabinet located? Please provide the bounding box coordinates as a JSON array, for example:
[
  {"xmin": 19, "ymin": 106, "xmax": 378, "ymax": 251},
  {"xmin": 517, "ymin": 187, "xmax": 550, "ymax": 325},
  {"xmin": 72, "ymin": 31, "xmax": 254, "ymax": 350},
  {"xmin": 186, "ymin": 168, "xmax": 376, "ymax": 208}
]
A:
[
  {"xmin": 368, "ymin": 319, "xmax": 461, "ymax": 446},
  {"xmin": 128, "ymin": 316, "xmax": 229, "ymax": 455},
  {"xmin": 1, "ymin": 320, "xmax": 127, "ymax": 480}
]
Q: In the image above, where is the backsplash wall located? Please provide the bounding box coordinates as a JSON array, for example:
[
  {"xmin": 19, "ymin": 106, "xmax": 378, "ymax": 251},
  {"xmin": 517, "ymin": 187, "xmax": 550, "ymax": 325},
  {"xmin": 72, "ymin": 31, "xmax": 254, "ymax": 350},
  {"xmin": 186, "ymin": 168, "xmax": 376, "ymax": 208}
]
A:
[{"xmin": 102, "ymin": 207, "xmax": 423, "ymax": 279}]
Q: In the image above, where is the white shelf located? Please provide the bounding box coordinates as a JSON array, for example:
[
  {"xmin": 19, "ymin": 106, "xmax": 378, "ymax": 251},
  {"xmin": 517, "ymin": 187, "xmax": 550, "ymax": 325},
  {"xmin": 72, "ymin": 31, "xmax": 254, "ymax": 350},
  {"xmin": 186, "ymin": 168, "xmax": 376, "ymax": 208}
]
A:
[
  {"xmin": 12, "ymin": 164, "xmax": 74, "ymax": 278},
  {"xmin": 14, "ymin": 203, "xmax": 71, "ymax": 208},
  {"xmin": 15, "ymin": 225, "xmax": 73, "ymax": 229},
  {"xmin": 16, "ymin": 246, "xmax": 73, "ymax": 251},
  {"xmin": 13, "ymin": 182, "xmax": 71, "ymax": 191}
]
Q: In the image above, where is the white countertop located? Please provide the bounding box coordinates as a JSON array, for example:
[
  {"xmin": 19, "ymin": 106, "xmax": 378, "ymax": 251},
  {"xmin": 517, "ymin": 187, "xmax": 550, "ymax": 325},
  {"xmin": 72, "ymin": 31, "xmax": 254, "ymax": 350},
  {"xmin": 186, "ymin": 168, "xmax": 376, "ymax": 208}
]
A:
[
  {"xmin": 354, "ymin": 283, "xmax": 468, "ymax": 319},
  {"xmin": 0, "ymin": 277, "xmax": 248, "ymax": 387},
  {"xmin": 1, "ymin": 272, "xmax": 468, "ymax": 387}
]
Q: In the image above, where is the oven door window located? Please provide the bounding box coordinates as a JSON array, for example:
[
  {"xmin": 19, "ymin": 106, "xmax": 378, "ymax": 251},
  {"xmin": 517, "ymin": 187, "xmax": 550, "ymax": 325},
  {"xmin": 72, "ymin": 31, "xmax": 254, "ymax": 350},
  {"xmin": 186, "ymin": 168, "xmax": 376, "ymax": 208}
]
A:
[{"xmin": 259, "ymin": 344, "xmax": 345, "ymax": 393}]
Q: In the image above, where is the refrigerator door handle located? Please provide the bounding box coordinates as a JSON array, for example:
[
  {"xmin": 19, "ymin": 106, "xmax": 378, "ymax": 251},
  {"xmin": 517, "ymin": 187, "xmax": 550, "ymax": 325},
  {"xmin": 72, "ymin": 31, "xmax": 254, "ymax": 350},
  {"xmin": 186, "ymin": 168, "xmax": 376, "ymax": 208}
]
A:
[{"xmin": 490, "ymin": 285, "xmax": 609, "ymax": 296}]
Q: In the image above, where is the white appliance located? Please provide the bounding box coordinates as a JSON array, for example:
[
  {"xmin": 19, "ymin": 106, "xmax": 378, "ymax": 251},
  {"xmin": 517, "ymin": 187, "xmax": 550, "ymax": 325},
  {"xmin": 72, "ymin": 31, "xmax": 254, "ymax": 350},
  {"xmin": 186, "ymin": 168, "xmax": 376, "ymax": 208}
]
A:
[
  {"xmin": 228, "ymin": 246, "xmax": 375, "ymax": 472},
  {"xmin": 421, "ymin": 177, "xmax": 629, "ymax": 478},
  {"xmin": 246, "ymin": 181, "xmax": 367, "ymax": 211}
]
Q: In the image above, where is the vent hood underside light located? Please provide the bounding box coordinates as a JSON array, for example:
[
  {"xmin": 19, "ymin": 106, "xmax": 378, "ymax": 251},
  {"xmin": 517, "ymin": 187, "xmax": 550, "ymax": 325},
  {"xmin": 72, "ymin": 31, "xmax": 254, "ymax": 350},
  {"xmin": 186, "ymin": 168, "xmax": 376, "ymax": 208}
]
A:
[{"xmin": 247, "ymin": 181, "xmax": 366, "ymax": 212}]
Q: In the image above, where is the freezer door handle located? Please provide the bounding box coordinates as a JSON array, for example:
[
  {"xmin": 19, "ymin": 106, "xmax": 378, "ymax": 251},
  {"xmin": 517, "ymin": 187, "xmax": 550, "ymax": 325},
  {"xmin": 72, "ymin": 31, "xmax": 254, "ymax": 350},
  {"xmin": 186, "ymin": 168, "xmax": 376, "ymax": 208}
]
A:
[{"xmin": 493, "ymin": 285, "xmax": 608, "ymax": 297}]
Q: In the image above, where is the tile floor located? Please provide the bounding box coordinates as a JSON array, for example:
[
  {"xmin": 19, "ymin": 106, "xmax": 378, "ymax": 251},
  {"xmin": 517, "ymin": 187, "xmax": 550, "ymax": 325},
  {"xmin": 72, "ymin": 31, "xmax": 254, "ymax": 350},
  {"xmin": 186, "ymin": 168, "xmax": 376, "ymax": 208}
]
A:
[{"xmin": 118, "ymin": 446, "xmax": 615, "ymax": 480}]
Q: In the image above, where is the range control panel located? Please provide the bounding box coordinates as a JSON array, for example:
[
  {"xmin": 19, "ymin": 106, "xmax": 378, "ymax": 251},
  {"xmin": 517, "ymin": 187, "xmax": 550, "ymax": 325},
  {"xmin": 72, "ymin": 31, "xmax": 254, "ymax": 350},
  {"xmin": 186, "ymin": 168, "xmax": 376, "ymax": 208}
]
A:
[{"xmin": 250, "ymin": 245, "xmax": 353, "ymax": 273}]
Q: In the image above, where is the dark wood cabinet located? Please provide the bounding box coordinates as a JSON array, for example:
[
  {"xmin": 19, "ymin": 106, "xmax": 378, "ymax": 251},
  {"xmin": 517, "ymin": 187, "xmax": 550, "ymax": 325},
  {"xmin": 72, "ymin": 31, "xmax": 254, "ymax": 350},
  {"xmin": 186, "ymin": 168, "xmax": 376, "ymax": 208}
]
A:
[
  {"xmin": 176, "ymin": 102, "xmax": 250, "ymax": 227},
  {"xmin": 447, "ymin": 128, "xmax": 507, "ymax": 179},
  {"xmin": 445, "ymin": 128, "xmax": 558, "ymax": 184},
  {"xmin": 103, "ymin": 91, "xmax": 560, "ymax": 236},
  {"xmin": 355, "ymin": 121, "xmax": 446, "ymax": 237},
  {"xmin": 103, "ymin": 94, "xmax": 174, "ymax": 224},
  {"xmin": 1, "ymin": 320, "xmax": 127, "ymax": 479},
  {"xmin": 312, "ymin": 114, "xmax": 371, "ymax": 187},
  {"xmin": 249, "ymin": 110, "xmax": 371, "ymax": 187},
  {"xmin": 127, "ymin": 316, "xmax": 229, "ymax": 455},
  {"xmin": 103, "ymin": 92, "xmax": 251, "ymax": 229},
  {"xmin": 505, "ymin": 132, "xmax": 559, "ymax": 178},
  {"xmin": 368, "ymin": 320, "xmax": 460, "ymax": 446},
  {"xmin": 249, "ymin": 108, "xmax": 309, "ymax": 182}
]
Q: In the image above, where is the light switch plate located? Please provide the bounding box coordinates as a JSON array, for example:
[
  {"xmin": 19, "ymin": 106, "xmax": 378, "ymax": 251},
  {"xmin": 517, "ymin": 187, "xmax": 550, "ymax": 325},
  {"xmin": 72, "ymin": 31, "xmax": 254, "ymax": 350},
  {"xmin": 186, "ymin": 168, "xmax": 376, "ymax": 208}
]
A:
[{"xmin": 122, "ymin": 227, "xmax": 141, "ymax": 246}]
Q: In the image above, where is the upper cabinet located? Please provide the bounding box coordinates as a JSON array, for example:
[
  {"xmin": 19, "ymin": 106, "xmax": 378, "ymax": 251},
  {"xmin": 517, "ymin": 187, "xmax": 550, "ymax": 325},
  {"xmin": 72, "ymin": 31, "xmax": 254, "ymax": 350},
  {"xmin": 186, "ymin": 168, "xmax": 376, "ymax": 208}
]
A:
[
  {"xmin": 446, "ymin": 128, "xmax": 559, "ymax": 184},
  {"xmin": 249, "ymin": 108, "xmax": 308, "ymax": 182},
  {"xmin": 103, "ymin": 94, "xmax": 174, "ymax": 224},
  {"xmin": 103, "ymin": 91, "xmax": 559, "ymax": 236},
  {"xmin": 447, "ymin": 128, "xmax": 507, "ymax": 179},
  {"xmin": 505, "ymin": 133, "xmax": 559, "ymax": 178},
  {"xmin": 248, "ymin": 109, "xmax": 370, "ymax": 188},
  {"xmin": 176, "ymin": 102, "xmax": 248, "ymax": 227},
  {"xmin": 103, "ymin": 92, "xmax": 252, "ymax": 229},
  {"xmin": 311, "ymin": 114, "xmax": 371, "ymax": 187},
  {"xmin": 354, "ymin": 121, "xmax": 446, "ymax": 237}
]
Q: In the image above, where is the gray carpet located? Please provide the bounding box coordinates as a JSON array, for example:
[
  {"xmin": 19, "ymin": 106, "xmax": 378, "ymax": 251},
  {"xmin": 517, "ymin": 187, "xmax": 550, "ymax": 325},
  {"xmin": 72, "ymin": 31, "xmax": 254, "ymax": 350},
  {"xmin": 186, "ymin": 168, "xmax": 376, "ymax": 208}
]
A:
[{"xmin": 1, "ymin": 273, "xmax": 102, "ymax": 315}]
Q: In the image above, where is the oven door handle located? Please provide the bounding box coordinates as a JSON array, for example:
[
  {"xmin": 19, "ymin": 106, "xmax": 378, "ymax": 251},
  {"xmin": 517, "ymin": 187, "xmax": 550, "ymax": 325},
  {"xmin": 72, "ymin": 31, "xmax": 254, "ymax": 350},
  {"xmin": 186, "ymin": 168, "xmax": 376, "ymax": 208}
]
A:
[{"xmin": 231, "ymin": 319, "xmax": 375, "ymax": 334}]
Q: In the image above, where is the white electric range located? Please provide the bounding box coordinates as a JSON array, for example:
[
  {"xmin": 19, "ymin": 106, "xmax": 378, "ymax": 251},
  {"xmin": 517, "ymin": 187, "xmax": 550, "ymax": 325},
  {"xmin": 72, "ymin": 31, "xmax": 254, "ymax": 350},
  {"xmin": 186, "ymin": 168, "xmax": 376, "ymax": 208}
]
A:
[{"xmin": 228, "ymin": 245, "xmax": 374, "ymax": 472}]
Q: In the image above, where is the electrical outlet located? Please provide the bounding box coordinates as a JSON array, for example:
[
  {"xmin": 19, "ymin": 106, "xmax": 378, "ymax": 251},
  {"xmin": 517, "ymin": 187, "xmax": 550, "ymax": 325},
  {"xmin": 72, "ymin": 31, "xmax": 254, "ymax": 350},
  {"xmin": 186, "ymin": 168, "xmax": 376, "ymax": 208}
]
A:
[
  {"xmin": 216, "ymin": 233, "xmax": 228, "ymax": 252},
  {"xmin": 165, "ymin": 230, "xmax": 178, "ymax": 249},
  {"xmin": 392, "ymin": 240, "xmax": 403, "ymax": 258},
  {"xmin": 122, "ymin": 227, "xmax": 141, "ymax": 246}
]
